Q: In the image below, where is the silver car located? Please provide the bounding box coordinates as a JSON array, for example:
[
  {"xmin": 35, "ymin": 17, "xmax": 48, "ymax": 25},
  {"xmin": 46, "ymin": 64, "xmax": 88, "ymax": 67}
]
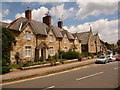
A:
[
  {"xmin": 107, "ymin": 56, "xmax": 116, "ymax": 62},
  {"xmin": 96, "ymin": 56, "xmax": 109, "ymax": 64}
]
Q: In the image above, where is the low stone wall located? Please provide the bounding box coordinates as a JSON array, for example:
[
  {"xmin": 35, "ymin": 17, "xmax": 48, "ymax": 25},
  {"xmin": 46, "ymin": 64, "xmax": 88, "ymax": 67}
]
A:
[
  {"xmin": 2, "ymin": 59, "xmax": 96, "ymax": 83},
  {"xmin": 21, "ymin": 59, "xmax": 78, "ymax": 70}
]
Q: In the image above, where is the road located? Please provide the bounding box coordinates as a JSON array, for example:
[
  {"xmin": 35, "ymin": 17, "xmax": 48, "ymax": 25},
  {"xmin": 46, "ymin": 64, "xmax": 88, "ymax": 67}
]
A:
[{"xmin": 2, "ymin": 61, "xmax": 119, "ymax": 89}]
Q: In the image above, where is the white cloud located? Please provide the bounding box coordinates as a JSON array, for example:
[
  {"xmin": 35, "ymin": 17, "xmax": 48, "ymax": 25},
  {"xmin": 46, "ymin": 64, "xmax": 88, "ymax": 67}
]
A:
[
  {"xmin": 15, "ymin": 13, "xmax": 25, "ymax": 19},
  {"xmin": 63, "ymin": 19, "xmax": 118, "ymax": 43},
  {"xmin": 15, "ymin": 4, "xmax": 74, "ymax": 23},
  {"xmin": 50, "ymin": 4, "xmax": 74, "ymax": 20},
  {"xmin": 76, "ymin": 2, "xmax": 118, "ymax": 20},
  {"xmin": 32, "ymin": 7, "xmax": 48, "ymax": 21},
  {"xmin": 15, "ymin": 6, "xmax": 48, "ymax": 22},
  {"xmin": 2, "ymin": 19, "xmax": 12, "ymax": 23},
  {"xmin": 2, "ymin": 9, "xmax": 10, "ymax": 17}
]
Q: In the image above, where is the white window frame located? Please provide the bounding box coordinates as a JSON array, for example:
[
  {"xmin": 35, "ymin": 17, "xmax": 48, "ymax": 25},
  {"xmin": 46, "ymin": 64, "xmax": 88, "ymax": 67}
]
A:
[
  {"xmin": 25, "ymin": 31, "xmax": 31, "ymax": 40},
  {"xmin": 64, "ymin": 47, "xmax": 68, "ymax": 52},
  {"xmin": 49, "ymin": 47, "xmax": 54, "ymax": 56},
  {"xmin": 49, "ymin": 35, "xmax": 54, "ymax": 42},
  {"xmin": 25, "ymin": 46, "xmax": 31, "ymax": 57},
  {"xmin": 64, "ymin": 37, "xmax": 68, "ymax": 43}
]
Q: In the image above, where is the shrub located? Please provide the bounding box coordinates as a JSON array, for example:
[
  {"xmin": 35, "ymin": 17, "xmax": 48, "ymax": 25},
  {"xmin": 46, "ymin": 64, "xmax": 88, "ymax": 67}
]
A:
[
  {"xmin": 97, "ymin": 54, "xmax": 101, "ymax": 57},
  {"xmin": 10, "ymin": 64, "xmax": 21, "ymax": 69},
  {"xmin": 22, "ymin": 61, "xmax": 33, "ymax": 67},
  {"xmin": 2, "ymin": 27, "xmax": 15, "ymax": 74},
  {"xmin": 91, "ymin": 55, "xmax": 94, "ymax": 58},
  {"xmin": 82, "ymin": 52, "xmax": 89, "ymax": 57},
  {"xmin": 2, "ymin": 65, "xmax": 11, "ymax": 74},
  {"xmin": 60, "ymin": 50, "xmax": 79, "ymax": 60},
  {"xmin": 39, "ymin": 57, "xmax": 43, "ymax": 62},
  {"xmin": 22, "ymin": 63, "xmax": 33, "ymax": 67},
  {"xmin": 34, "ymin": 58, "xmax": 39, "ymax": 62}
]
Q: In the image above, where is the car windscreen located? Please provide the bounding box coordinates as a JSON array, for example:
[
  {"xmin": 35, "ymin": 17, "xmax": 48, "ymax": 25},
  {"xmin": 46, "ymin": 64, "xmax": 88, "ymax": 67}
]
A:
[{"xmin": 99, "ymin": 56, "xmax": 105, "ymax": 59}]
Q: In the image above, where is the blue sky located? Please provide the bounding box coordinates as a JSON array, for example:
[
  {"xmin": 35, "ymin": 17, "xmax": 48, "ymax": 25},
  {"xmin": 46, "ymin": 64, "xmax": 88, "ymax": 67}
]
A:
[{"xmin": 1, "ymin": 1, "xmax": 118, "ymax": 43}]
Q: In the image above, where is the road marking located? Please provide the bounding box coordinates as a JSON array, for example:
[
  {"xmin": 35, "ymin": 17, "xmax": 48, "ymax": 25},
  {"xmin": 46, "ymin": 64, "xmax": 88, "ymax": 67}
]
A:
[
  {"xmin": 76, "ymin": 72, "xmax": 104, "ymax": 81},
  {"xmin": 1, "ymin": 63, "xmax": 96, "ymax": 86},
  {"xmin": 42, "ymin": 86, "xmax": 55, "ymax": 90},
  {"xmin": 114, "ymin": 67, "xmax": 120, "ymax": 70}
]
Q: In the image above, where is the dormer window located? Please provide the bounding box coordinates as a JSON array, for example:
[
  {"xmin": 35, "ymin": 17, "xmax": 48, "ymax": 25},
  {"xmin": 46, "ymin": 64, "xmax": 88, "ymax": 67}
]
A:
[
  {"xmin": 49, "ymin": 35, "xmax": 54, "ymax": 42},
  {"xmin": 64, "ymin": 37, "xmax": 68, "ymax": 43},
  {"xmin": 25, "ymin": 31, "xmax": 31, "ymax": 40}
]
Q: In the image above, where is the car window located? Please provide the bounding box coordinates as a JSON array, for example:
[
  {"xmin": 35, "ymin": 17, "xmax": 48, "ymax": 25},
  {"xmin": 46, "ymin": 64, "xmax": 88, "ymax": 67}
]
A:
[{"xmin": 99, "ymin": 56, "xmax": 105, "ymax": 59}]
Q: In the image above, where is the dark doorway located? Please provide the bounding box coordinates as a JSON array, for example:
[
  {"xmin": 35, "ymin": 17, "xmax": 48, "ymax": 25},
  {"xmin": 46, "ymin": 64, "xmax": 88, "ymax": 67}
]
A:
[{"xmin": 41, "ymin": 48, "xmax": 46, "ymax": 60}]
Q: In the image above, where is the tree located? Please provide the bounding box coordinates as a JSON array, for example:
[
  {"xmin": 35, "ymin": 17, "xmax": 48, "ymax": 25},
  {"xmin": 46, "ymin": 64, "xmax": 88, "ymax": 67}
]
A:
[
  {"xmin": 105, "ymin": 42, "xmax": 115, "ymax": 51},
  {"xmin": 117, "ymin": 39, "xmax": 120, "ymax": 54},
  {"xmin": 117, "ymin": 39, "xmax": 120, "ymax": 46},
  {"xmin": 2, "ymin": 27, "xmax": 15, "ymax": 74}
]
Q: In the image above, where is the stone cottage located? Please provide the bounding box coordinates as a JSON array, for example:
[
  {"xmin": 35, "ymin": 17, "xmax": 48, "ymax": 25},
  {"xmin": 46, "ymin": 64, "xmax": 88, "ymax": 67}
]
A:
[
  {"xmin": 73, "ymin": 28, "xmax": 96, "ymax": 54},
  {"xmin": 1, "ymin": 9, "xmax": 82, "ymax": 64},
  {"xmin": 72, "ymin": 28, "xmax": 107, "ymax": 55}
]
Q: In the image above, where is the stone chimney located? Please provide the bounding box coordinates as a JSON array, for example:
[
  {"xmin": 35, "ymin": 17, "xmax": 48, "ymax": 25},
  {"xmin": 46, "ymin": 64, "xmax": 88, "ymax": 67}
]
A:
[
  {"xmin": 25, "ymin": 7, "xmax": 32, "ymax": 20},
  {"xmin": 58, "ymin": 19, "xmax": 63, "ymax": 29},
  {"xmin": 43, "ymin": 14, "xmax": 52, "ymax": 27}
]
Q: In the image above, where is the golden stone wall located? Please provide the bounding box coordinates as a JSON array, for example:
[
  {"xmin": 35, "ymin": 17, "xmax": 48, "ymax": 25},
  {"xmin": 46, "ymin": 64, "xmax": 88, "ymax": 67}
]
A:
[{"xmin": 10, "ymin": 25, "xmax": 36, "ymax": 64}]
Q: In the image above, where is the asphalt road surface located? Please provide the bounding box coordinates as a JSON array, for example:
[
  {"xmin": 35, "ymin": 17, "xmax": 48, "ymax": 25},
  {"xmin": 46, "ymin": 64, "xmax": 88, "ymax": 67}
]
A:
[{"xmin": 2, "ymin": 61, "xmax": 119, "ymax": 89}]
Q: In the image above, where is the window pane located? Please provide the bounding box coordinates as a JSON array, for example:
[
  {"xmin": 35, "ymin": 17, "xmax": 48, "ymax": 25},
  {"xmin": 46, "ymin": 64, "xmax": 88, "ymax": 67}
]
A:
[
  {"xmin": 49, "ymin": 35, "xmax": 53, "ymax": 42},
  {"xmin": 64, "ymin": 47, "xmax": 67, "ymax": 52},
  {"xmin": 49, "ymin": 47, "xmax": 54, "ymax": 56},
  {"xmin": 26, "ymin": 32, "xmax": 31, "ymax": 40},
  {"xmin": 25, "ymin": 46, "xmax": 31, "ymax": 57}
]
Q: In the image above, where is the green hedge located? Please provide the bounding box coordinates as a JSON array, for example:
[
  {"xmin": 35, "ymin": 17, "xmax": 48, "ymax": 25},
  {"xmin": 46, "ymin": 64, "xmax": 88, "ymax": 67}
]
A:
[
  {"xmin": 60, "ymin": 50, "xmax": 79, "ymax": 60},
  {"xmin": 2, "ymin": 27, "xmax": 15, "ymax": 74}
]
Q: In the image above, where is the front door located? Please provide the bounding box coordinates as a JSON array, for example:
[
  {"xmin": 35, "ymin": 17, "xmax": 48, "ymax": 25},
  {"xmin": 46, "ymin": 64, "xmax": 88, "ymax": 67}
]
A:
[{"xmin": 41, "ymin": 48, "xmax": 46, "ymax": 60}]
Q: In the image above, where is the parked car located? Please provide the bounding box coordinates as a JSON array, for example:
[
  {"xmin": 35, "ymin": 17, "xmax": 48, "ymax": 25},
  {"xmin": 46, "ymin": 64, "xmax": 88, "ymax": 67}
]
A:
[
  {"xmin": 96, "ymin": 56, "xmax": 109, "ymax": 64},
  {"xmin": 107, "ymin": 56, "xmax": 116, "ymax": 62},
  {"xmin": 115, "ymin": 55, "xmax": 120, "ymax": 61}
]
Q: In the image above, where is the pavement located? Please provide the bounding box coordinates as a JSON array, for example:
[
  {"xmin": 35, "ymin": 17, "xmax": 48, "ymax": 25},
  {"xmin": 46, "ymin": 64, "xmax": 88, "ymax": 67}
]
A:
[
  {"xmin": 2, "ymin": 61, "xmax": 119, "ymax": 89},
  {"xmin": 1, "ymin": 58, "xmax": 96, "ymax": 84}
]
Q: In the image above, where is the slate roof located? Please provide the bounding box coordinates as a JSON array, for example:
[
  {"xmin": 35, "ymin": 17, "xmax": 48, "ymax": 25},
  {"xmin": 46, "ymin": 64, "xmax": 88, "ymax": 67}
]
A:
[
  {"xmin": 0, "ymin": 22, "xmax": 10, "ymax": 28},
  {"xmin": 7, "ymin": 17, "xmax": 74, "ymax": 40},
  {"xmin": 30, "ymin": 20, "xmax": 48, "ymax": 35},
  {"xmin": 62, "ymin": 30, "xmax": 74, "ymax": 40},
  {"xmin": 72, "ymin": 33, "xmax": 81, "ymax": 42},
  {"xmin": 8, "ymin": 17, "xmax": 48, "ymax": 35},
  {"xmin": 46, "ymin": 26, "xmax": 63, "ymax": 38},
  {"xmin": 73, "ymin": 31, "xmax": 90, "ymax": 44},
  {"xmin": 9, "ymin": 17, "xmax": 28, "ymax": 30}
]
